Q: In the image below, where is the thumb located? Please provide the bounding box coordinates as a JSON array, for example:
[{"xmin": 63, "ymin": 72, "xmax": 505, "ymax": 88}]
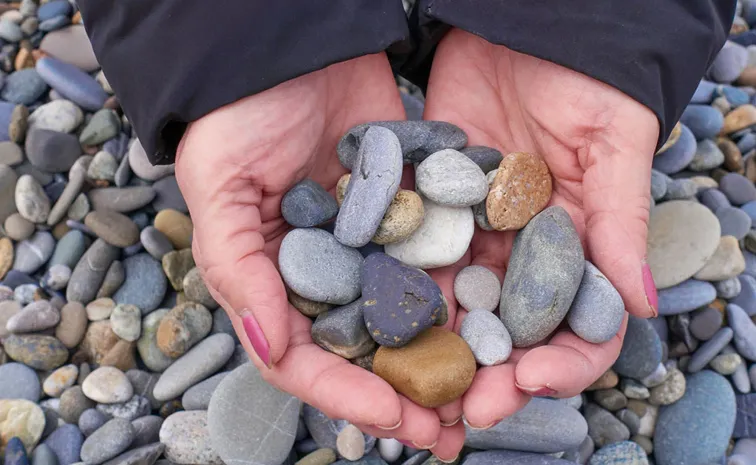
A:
[{"xmin": 580, "ymin": 108, "xmax": 659, "ymax": 319}]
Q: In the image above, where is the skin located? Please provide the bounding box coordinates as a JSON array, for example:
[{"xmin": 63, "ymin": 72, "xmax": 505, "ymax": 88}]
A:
[{"xmin": 175, "ymin": 29, "xmax": 659, "ymax": 460}]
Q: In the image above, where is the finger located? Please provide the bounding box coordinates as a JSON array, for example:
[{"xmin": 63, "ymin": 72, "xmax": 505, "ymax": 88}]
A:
[
  {"xmin": 461, "ymin": 363, "xmax": 530, "ymax": 428},
  {"xmin": 358, "ymin": 396, "xmax": 441, "ymax": 449},
  {"xmin": 429, "ymin": 422, "xmax": 466, "ymax": 463},
  {"xmin": 436, "ymin": 399, "xmax": 463, "ymax": 427},
  {"xmin": 230, "ymin": 307, "xmax": 405, "ymax": 429},
  {"xmin": 514, "ymin": 314, "xmax": 628, "ymax": 397},
  {"xmin": 580, "ymin": 102, "xmax": 660, "ymax": 318}
]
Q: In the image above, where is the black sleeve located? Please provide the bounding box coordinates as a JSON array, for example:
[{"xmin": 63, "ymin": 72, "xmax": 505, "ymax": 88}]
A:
[
  {"xmin": 76, "ymin": 1, "xmax": 411, "ymax": 165},
  {"xmin": 396, "ymin": 0, "xmax": 736, "ymax": 150}
]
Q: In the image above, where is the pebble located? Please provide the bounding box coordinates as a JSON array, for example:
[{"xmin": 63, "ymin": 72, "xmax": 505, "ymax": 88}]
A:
[
  {"xmin": 384, "ymin": 195, "xmax": 473, "ymax": 269},
  {"xmin": 28, "ymin": 100, "xmax": 82, "ymax": 133},
  {"xmin": 25, "ymin": 128, "xmax": 80, "ymax": 173},
  {"xmin": 690, "ymin": 306, "xmax": 724, "ymax": 340},
  {"xmin": 159, "ymin": 411, "xmax": 222, "ymax": 465},
  {"xmin": 364, "ymin": 188, "xmax": 425, "ymax": 245},
  {"xmin": 724, "ymin": 104, "xmax": 756, "ymax": 134},
  {"xmin": 86, "ymin": 298, "xmax": 115, "ymax": 321},
  {"xmin": 31, "ymin": 444, "xmax": 57, "ymax": 465},
  {"xmin": 694, "ymin": 236, "xmax": 746, "ymax": 281},
  {"xmin": 110, "ymin": 304, "xmax": 141, "ymax": 342},
  {"xmin": 79, "ymin": 417, "xmax": 135, "ymax": 465},
  {"xmin": 716, "ymin": 206, "xmax": 752, "ymax": 238},
  {"xmin": 593, "ymin": 389, "xmax": 627, "ymax": 412},
  {"xmin": 415, "ymin": 149, "xmax": 488, "ymax": 207},
  {"xmin": 67, "ymin": 239, "xmax": 119, "ymax": 305},
  {"xmin": 127, "ymin": 139, "xmax": 174, "ymax": 181},
  {"xmin": 337, "ymin": 121, "xmax": 467, "ymax": 168},
  {"xmin": 650, "ymin": 170, "xmax": 670, "ymax": 200},
  {"xmin": 161, "ymin": 249, "xmax": 194, "ymax": 291},
  {"xmin": 647, "ymin": 200, "xmax": 721, "ymax": 288},
  {"xmin": 5, "ymin": 437, "xmax": 28, "ymax": 465},
  {"xmin": 585, "ymin": 403, "xmax": 631, "ymax": 447},
  {"xmin": 43, "ymin": 365, "xmax": 78, "ymax": 398},
  {"xmin": 100, "ymin": 443, "xmax": 164, "ymax": 465},
  {"xmin": 621, "ymin": 379, "xmax": 650, "ymax": 400},
  {"xmin": 648, "ymin": 368, "xmax": 686, "ymax": 405},
  {"xmin": 136, "ymin": 309, "xmax": 174, "ymax": 373},
  {"xmin": 42, "ymin": 264, "xmax": 71, "ymax": 291},
  {"xmin": 486, "ymin": 152, "xmax": 552, "ymax": 230},
  {"xmin": 312, "ymin": 299, "xmax": 375, "ymax": 359},
  {"xmin": 156, "ymin": 302, "xmax": 212, "ymax": 357},
  {"xmin": 0, "ymin": 165, "xmax": 18, "ymax": 223},
  {"xmin": 0, "ymin": 300, "xmax": 20, "ymax": 338},
  {"xmin": 721, "ymin": 172, "xmax": 756, "ymax": 205},
  {"xmin": 43, "ymin": 424, "xmax": 83, "ymax": 465},
  {"xmin": 301, "ymin": 405, "xmax": 376, "ymax": 454},
  {"xmin": 377, "ymin": 439, "xmax": 403, "ymax": 463},
  {"xmin": 453, "ymin": 265, "xmax": 501, "ymax": 312},
  {"xmin": 336, "ymin": 424, "xmax": 365, "ymax": 461},
  {"xmin": 0, "ymin": 363, "xmax": 40, "ymax": 401},
  {"xmin": 657, "ymin": 279, "xmax": 717, "ymax": 315},
  {"xmin": 81, "ymin": 367, "xmax": 133, "ymax": 404},
  {"xmin": 4, "ymin": 334, "xmax": 68, "ymax": 370},
  {"xmin": 0, "ymin": 399, "xmax": 45, "ymax": 454},
  {"xmin": 711, "ymin": 352, "xmax": 743, "ymax": 374},
  {"xmin": 663, "ymin": 178, "xmax": 698, "ymax": 200},
  {"xmin": 373, "ymin": 327, "xmax": 475, "ymax": 408},
  {"xmin": 653, "ymin": 124, "xmax": 697, "ymax": 174},
  {"xmin": 178, "ymin": 372, "xmax": 227, "ymax": 411},
  {"xmin": 613, "ymin": 316, "xmax": 663, "ymax": 379},
  {"xmin": 96, "ymin": 261, "xmax": 124, "ymax": 299},
  {"xmin": 13, "ymin": 231, "xmax": 54, "ymax": 274},
  {"xmin": 460, "ymin": 146, "xmax": 503, "ymax": 173},
  {"xmin": 500, "ymin": 206, "xmax": 584, "ymax": 347},
  {"xmin": 6, "ymin": 299, "xmax": 59, "ymax": 333},
  {"xmin": 4, "ymin": 214, "xmax": 34, "ymax": 241},
  {"xmin": 616, "ymin": 409, "xmax": 641, "ymax": 435},
  {"xmin": 130, "ymin": 415, "xmax": 163, "ymax": 447},
  {"xmin": 680, "ymin": 104, "xmax": 725, "ymax": 139},
  {"xmin": 279, "ymin": 228, "xmax": 363, "ymax": 305},
  {"xmin": 690, "ymin": 139, "xmax": 725, "ymax": 170},
  {"xmin": 460, "ymin": 309, "xmax": 512, "ymax": 366},
  {"xmin": 77, "ymin": 408, "xmax": 106, "ymax": 436},
  {"xmin": 588, "ymin": 441, "xmax": 648, "ymax": 465},
  {"xmin": 716, "ymin": 275, "xmax": 742, "ymax": 299},
  {"xmin": 362, "ymin": 253, "xmax": 445, "ymax": 347},
  {"xmin": 151, "ymin": 176, "xmax": 187, "ymax": 213},
  {"xmin": 84, "ymin": 210, "xmax": 139, "ymax": 248},
  {"xmin": 152, "ymin": 333, "xmax": 234, "ymax": 401},
  {"xmin": 295, "ymin": 448, "xmax": 337, "ymax": 465},
  {"xmin": 654, "ymin": 371, "xmax": 736, "ymax": 465},
  {"xmin": 464, "ymin": 397, "xmax": 588, "ymax": 453},
  {"xmin": 461, "ymin": 450, "xmax": 573, "ymax": 464},
  {"xmin": 281, "ymin": 179, "xmax": 338, "ymax": 228},
  {"xmin": 567, "ymin": 261, "xmax": 625, "ymax": 343},
  {"xmin": 140, "ymin": 227, "xmax": 174, "ymax": 261},
  {"xmin": 79, "ymin": 110, "xmax": 119, "ymax": 146},
  {"xmin": 35, "ymin": 57, "xmax": 107, "ymax": 111},
  {"xmin": 88, "ymin": 187, "xmax": 156, "ymax": 213},
  {"xmin": 733, "ymin": 274, "xmax": 756, "ymax": 314},
  {"xmin": 15, "ymin": 175, "xmax": 49, "ymax": 223},
  {"xmin": 96, "ymin": 395, "xmax": 150, "ymax": 421},
  {"xmin": 49, "ymin": 230, "xmax": 87, "ymax": 269},
  {"xmin": 86, "ymin": 151, "xmax": 118, "ymax": 182},
  {"xmin": 728, "ymin": 303, "xmax": 756, "ymax": 360},
  {"xmin": 1, "ymin": 69, "xmax": 47, "ymax": 105},
  {"xmin": 113, "ymin": 254, "xmax": 167, "ymax": 314},
  {"xmin": 734, "ymin": 393, "xmax": 756, "ymax": 438},
  {"xmin": 39, "ymin": 25, "xmax": 98, "ymax": 72}
]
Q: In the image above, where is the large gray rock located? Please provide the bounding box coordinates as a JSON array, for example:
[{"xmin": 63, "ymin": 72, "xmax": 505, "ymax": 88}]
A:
[
  {"xmin": 208, "ymin": 363, "xmax": 301, "ymax": 465},
  {"xmin": 80, "ymin": 418, "xmax": 135, "ymax": 465},
  {"xmin": 499, "ymin": 206, "xmax": 584, "ymax": 347}
]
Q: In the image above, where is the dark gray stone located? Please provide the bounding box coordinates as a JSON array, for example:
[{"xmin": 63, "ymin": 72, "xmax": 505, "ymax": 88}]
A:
[
  {"xmin": 688, "ymin": 327, "xmax": 734, "ymax": 372},
  {"xmin": 100, "ymin": 443, "xmax": 164, "ymax": 465},
  {"xmin": 25, "ymin": 128, "xmax": 80, "ymax": 173},
  {"xmin": 130, "ymin": 416, "xmax": 164, "ymax": 447},
  {"xmin": 303, "ymin": 404, "xmax": 376, "ymax": 454},
  {"xmin": 151, "ymin": 176, "xmax": 187, "ymax": 213},
  {"xmin": 66, "ymin": 239, "xmax": 119, "ymax": 305},
  {"xmin": 584, "ymin": 403, "xmax": 630, "ymax": 448},
  {"xmin": 613, "ymin": 316, "xmax": 663, "ymax": 379},
  {"xmin": 281, "ymin": 179, "xmax": 338, "ymax": 228},
  {"xmin": 460, "ymin": 146, "xmax": 503, "ymax": 173},
  {"xmin": 113, "ymin": 253, "xmax": 167, "ymax": 314},
  {"xmin": 80, "ymin": 418, "xmax": 135, "ymax": 465},
  {"xmin": 43, "ymin": 424, "xmax": 83, "ymax": 465},
  {"xmin": 312, "ymin": 299, "xmax": 375, "ymax": 358}
]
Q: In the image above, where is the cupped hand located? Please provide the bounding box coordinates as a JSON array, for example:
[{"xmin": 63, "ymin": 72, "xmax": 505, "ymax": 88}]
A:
[
  {"xmin": 423, "ymin": 29, "xmax": 660, "ymax": 429},
  {"xmin": 174, "ymin": 53, "xmax": 458, "ymax": 454}
]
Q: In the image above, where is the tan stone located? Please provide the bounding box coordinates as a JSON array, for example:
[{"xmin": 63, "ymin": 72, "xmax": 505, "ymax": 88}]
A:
[
  {"xmin": 154, "ymin": 209, "xmax": 193, "ymax": 249},
  {"xmin": 722, "ymin": 104, "xmax": 756, "ymax": 134},
  {"xmin": 689, "ymin": 176, "xmax": 718, "ymax": 190},
  {"xmin": 0, "ymin": 399, "xmax": 45, "ymax": 455},
  {"xmin": 79, "ymin": 320, "xmax": 120, "ymax": 364},
  {"xmin": 372, "ymin": 190, "xmax": 424, "ymax": 245},
  {"xmin": 51, "ymin": 221, "xmax": 70, "ymax": 239},
  {"xmin": 162, "ymin": 249, "xmax": 195, "ymax": 291},
  {"xmin": 737, "ymin": 67, "xmax": 756, "ymax": 88},
  {"xmin": 295, "ymin": 449, "xmax": 337, "ymax": 465},
  {"xmin": 373, "ymin": 327, "xmax": 476, "ymax": 408},
  {"xmin": 718, "ymin": 137, "xmax": 744, "ymax": 173},
  {"xmin": 486, "ymin": 152, "xmax": 552, "ymax": 231},
  {"xmin": 287, "ymin": 287, "xmax": 331, "ymax": 318},
  {"xmin": 0, "ymin": 300, "xmax": 20, "ymax": 339},
  {"xmin": 86, "ymin": 297, "xmax": 115, "ymax": 321},
  {"xmin": 586, "ymin": 369, "xmax": 619, "ymax": 391},
  {"xmin": 13, "ymin": 48, "xmax": 33, "ymax": 71},
  {"xmin": 85, "ymin": 210, "xmax": 139, "ymax": 248},
  {"xmin": 156, "ymin": 302, "xmax": 212, "ymax": 358},
  {"xmin": 693, "ymin": 236, "xmax": 746, "ymax": 281},
  {"xmin": 656, "ymin": 122, "xmax": 682, "ymax": 155},
  {"xmin": 100, "ymin": 339, "xmax": 136, "ymax": 372},
  {"xmin": 42, "ymin": 364, "xmax": 78, "ymax": 397},
  {"xmin": 747, "ymin": 155, "xmax": 756, "ymax": 183},
  {"xmin": 56, "ymin": 302, "xmax": 87, "ymax": 348},
  {"xmin": 0, "ymin": 237, "xmax": 12, "ymax": 280},
  {"xmin": 336, "ymin": 173, "xmax": 350, "ymax": 206}
]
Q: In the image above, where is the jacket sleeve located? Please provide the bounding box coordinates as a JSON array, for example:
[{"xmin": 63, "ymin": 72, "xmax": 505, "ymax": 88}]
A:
[
  {"xmin": 76, "ymin": 1, "xmax": 411, "ymax": 165},
  {"xmin": 399, "ymin": 0, "xmax": 736, "ymax": 149}
]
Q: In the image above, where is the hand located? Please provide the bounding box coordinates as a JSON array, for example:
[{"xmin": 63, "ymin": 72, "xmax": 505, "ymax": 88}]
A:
[
  {"xmin": 174, "ymin": 53, "xmax": 461, "ymax": 457},
  {"xmin": 423, "ymin": 29, "xmax": 659, "ymax": 428}
]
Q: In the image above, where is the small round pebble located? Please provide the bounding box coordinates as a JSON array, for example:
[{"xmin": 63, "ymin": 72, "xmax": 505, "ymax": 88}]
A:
[
  {"xmin": 453, "ymin": 265, "xmax": 501, "ymax": 312},
  {"xmin": 81, "ymin": 367, "xmax": 133, "ymax": 404},
  {"xmin": 336, "ymin": 424, "xmax": 365, "ymax": 461},
  {"xmin": 43, "ymin": 364, "xmax": 78, "ymax": 398},
  {"xmin": 109, "ymin": 304, "xmax": 141, "ymax": 342},
  {"xmin": 460, "ymin": 309, "xmax": 512, "ymax": 366},
  {"xmin": 281, "ymin": 179, "xmax": 338, "ymax": 228},
  {"xmin": 710, "ymin": 352, "xmax": 742, "ymax": 375},
  {"xmin": 77, "ymin": 408, "xmax": 106, "ymax": 436},
  {"xmin": 415, "ymin": 149, "xmax": 488, "ymax": 207}
]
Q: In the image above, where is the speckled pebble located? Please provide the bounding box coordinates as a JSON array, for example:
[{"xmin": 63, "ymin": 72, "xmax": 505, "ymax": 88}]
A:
[
  {"xmin": 453, "ymin": 265, "xmax": 500, "ymax": 312},
  {"xmin": 460, "ymin": 309, "xmax": 512, "ymax": 366},
  {"xmin": 567, "ymin": 261, "xmax": 625, "ymax": 344}
]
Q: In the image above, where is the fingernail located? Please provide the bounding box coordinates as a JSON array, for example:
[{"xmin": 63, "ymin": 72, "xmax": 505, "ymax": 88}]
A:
[
  {"xmin": 397, "ymin": 439, "xmax": 436, "ymax": 449},
  {"xmin": 642, "ymin": 260, "xmax": 658, "ymax": 317},
  {"xmin": 468, "ymin": 419, "xmax": 502, "ymax": 430},
  {"xmin": 515, "ymin": 382, "xmax": 557, "ymax": 397},
  {"xmin": 376, "ymin": 419, "xmax": 402, "ymax": 431},
  {"xmin": 438, "ymin": 454, "xmax": 459, "ymax": 464},
  {"xmin": 241, "ymin": 310, "xmax": 271, "ymax": 369},
  {"xmin": 398, "ymin": 439, "xmax": 413, "ymax": 447},
  {"xmin": 440, "ymin": 416, "xmax": 462, "ymax": 427}
]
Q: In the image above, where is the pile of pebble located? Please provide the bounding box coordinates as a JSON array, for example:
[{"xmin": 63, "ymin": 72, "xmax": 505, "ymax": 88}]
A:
[{"xmin": 0, "ymin": 1, "xmax": 753, "ymax": 465}]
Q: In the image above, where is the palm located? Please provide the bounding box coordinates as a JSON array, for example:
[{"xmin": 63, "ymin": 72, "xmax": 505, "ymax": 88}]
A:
[{"xmin": 424, "ymin": 29, "xmax": 661, "ymax": 427}]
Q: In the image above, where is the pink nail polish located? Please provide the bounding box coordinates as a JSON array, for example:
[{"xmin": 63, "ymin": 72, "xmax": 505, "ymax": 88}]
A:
[
  {"xmin": 241, "ymin": 310, "xmax": 271, "ymax": 368},
  {"xmin": 642, "ymin": 261, "xmax": 658, "ymax": 317}
]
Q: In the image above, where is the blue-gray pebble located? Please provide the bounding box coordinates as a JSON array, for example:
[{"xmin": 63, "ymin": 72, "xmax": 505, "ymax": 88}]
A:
[
  {"xmin": 652, "ymin": 125, "xmax": 696, "ymax": 174},
  {"xmin": 650, "ymin": 170, "xmax": 669, "ymax": 201},
  {"xmin": 732, "ymin": 275, "xmax": 756, "ymax": 315},
  {"xmin": 687, "ymin": 327, "xmax": 734, "ymax": 372},
  {"xmin": 311, "ymin": 299, "xmax": 375, "ymax": 358},
  {"xmin": 715, "ymin": 276, "xmax": 741, "ymax": 299},
  {"xmin": 720, "ymin": 173, "xmax": 756, "ymax": 205},
  {"xmin": 500, "ymin": 206, "xmax": 584, "ymax": 347},
  {"xmin": 689, "ymin": 139, "xmax": 725, "ymax": 171},
  {"xmin": 663, "ymin": 178, "xmax": 698, "ymax": 200},
  {"xmin": 734, "ymin": 393, "xmax": 756, "ymax": 438},
  {"xmin": 680, "ymin": 105, "xmax": 725, "ymax": 140},
  {"xmin": 699, "ymin": 188, "xmax": 731, "ymax": 212},
  {"xmin": 31, "ymin": 444, "xmax": 57, "ymax": 465},
  {"xmin": 589, "ymin": 441, "xmax": 648, "ymax": 465},
  {"xmin": 0, "ymin": 363, "xmax": 41, "ymax": 401},
  {"xmin": 43, "ymin": 424, "xmax": 83, "ymax": 465},
  {"xmin": 462, "ymin": 451, "xmax": 573, "ymax": 465},
  {"xmin": 716, "ymin": 206, "xmax": 751, "ymax": 239},
  {"xmin": 460, "ymin": 146, "xmax": 503, "ymax": 173},
  {"xmin": 654, "ymin": 371, "xmax": 736, "ymax": 465},
  {"xmin": 728, "ymin": 303, "xmax": 756, "ymax": 361},
  {"xmin": 80, "ymin": 418, "xmax": 135, "ymax": 465},
  {"xmin": 113, "ymin": 253, "xmax": 166, "ymax": 314},
  {"xmin": 35, "ymin": 57, "xmax": 107, "ymax": 111},
  {"xmin": 657, "ymin": 279, "xmax": 716, "ymax": 315},
  {"xmin": 1, "ymin": 69, "xmax": 48, "ymax": 104},
  {"xmin": 567, "ymin": 261, "xmax": 625, "ymax": 344},
  {"xmin": 613, "ymin": 316, "xmax": 663, "ymax": 379},
  {"xmin": 281, "ymin": 179, "xmax": 338, "ymax": 228},
  {"xmin": 5, "ymin": 437, "xmax": 28, "ymax": 465}
]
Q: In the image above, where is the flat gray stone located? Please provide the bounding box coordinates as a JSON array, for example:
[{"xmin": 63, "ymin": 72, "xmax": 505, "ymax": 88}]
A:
[
  {"xmin": 88, "ymin": 186, "xmax": 156, "ymax": 213},
  {"xmin": 13, "ymin": 231, "xmax": 55, "ymax": 273},
  {"xmin": 687, "ymin": 327, "xmax": 734, "ymax": 372},
  {"xmin": 415, "ymin": 149, "xmax": 488, "ymax": 207},
  {"xmin": 66, "ymin": 239, "xmax": 119, "ymax": 305},
  {"xmin": 180, "ymin": 372, "xmax": 228, "ymax": 410},
  {"xmin": 28, "ymin": 99, "xmax": 82, "ymax": 133},
  {"xmin": 462, "ymin": 451, "xmax": 574, "ymax": 465},
  {"xmin": 6, "ymin": 300, "xmax": 59, "ymax": 333},
  {"xmin": 567, "ymin": 261, "xmax": 625, "ymax": 343},
  {"xmin": 613, "ymin": 316, "xmax": 663, "ymax": 379},
  {"xmin": 130, "ymin": 416, "xmax": 164, "ymax": 447},
  {"xmin": 101, "ymin": 443, "xmax": 164, "ymax": 465},
  {"xmin": 80, "ymin": 418, "xmax": 135, "ymax": 465},
  {"xmin": 0, "ymin": 362, "xmax": 41, "ymax": 401},
  {"xmin": 728, "ymin": 303, "xmax": 756, "ymax": 361},
  {"xmin": 311, "ymin": 299, "xmax": 375, "ymax": 359},
  {"xmin": 460, "ymin": 309, "xmax": 512, "ymax": 366},
  {"xmin": 584, "ymin": 403, "xmax": 630, "ymax": 448},
  {"xmin": 140, "ymin": 226, "xmax": 173, "ymax": 261},
  {"xmin": 113, "ymin": 254, "xmax": 167, "ymax": 314},
  {"xmin": 25, "ymin": 128, "xmax": 80, "ymax": 173},
  {"xmin": 0, "ymin": 164, "xmax": 17, "ymax": 222}
]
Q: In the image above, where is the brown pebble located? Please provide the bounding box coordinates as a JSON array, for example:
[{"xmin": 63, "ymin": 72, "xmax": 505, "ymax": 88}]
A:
[
  {"xmin": 372, "ymin": 190, "xmax": 424, "ymax": 245},
  {"xmin": 71, "ymin": 10, "xmax": 81, "ymax": 24},
  {"xmin": 586, "ymin": 369, "xmax": 619, "ymax": 391},
  {"xmin": 0, "ymin": 237, "xmax": 12, "ymax": 280},
  {"xmin": 4, "ymin": 213, "xmax": 34, "ymax": 241},
  {"xmin": 737, "ymin": 67, "xmax": 756, "ymax": 88},
  {"xmin": 55, "ymin": 302, "xmax": 87, "ymax": 349},
  {"xmin": 718, "ymin": 137, "xmax": 744, "ymax": 173},
  {"xmin": 746, "ymin": 154, "xmax": 756, "ymax": 183},
  {"xmin": 159, "ymin": 399, "xmax": 183, "ymax": 418},
  {"xmin": 336, "ymin": 173, "xmax": 350, "ymax": 206},
  {"xmin": 287, "ymin": 287, "xmax": 331, "ymax": 318},
  {"xmin": 711, "ymin": 168, "xmax": 729, "ymax": 183},
  {"xmin": 722, "ymin": 104, "xmax": 756, "ymax": 134},
  {"xmin": 156, "ymin": 302, "xmax": 212, "ymax": 358},
  {"xmin": 100, "ymin": 339, "xmax": 137, "ymax": 371},
  {"xmin": 154, "ymin": 209, "xmax": 193, "ymax": 249},
  {"xmin": 79, "ymin": 320, "xmax": 120, "ymax": 364},
  {"xmin": 13, "ymin": 48, "xmax": 33, "ymax": 71},
  {"xmin": 656, "ymin": 122, "xmax": 682, "ymax": 155},
  {"xmin": 84, "ymin": 210, "xmax": 139, "ymax": 247},
  {"xmin": 52, "ymin": 221, "xmax": 70, "ymax": 239},
  {"xmin": 103, "ymin": 96, "xmax": 120, "ymax": 111},
  {"xmin": 162, "ymin": 249, "xmax": 195, "ymax": 291},
  {"xmin": 373, "ymin": 327, "xmax": 476, "ymax": 408},
  {"xmin": 486, "ymin": 152, "xmax": 552, "ymax": 231},
  {"xmin": 9, "ymin": 105, "xmax": 28, "ymax": 144}
]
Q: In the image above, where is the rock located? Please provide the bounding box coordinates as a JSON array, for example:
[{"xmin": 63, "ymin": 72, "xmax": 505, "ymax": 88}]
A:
[
  {"xmin": 689, "ymin": 139, "xmax": 725, "ymax": 171},
  {"xmin": 613, "ymin": 316, "xmax": 663, "ymax": 379},
  {"xmin": 35, "ymin": 57, "xmax": 107, "ymax": 111},
  {"xmin": 136, "ymin": 310, "xmax": 174, "ymax": 372},
  {"xmin": 648, "ymin": 368, "xmax": 686, "ymax": 405},
  {"xmin": 567, "ymin": 261, "xmax": 625, "ymax": 343},
  {"xmin": 130, "ymin": 415, "xmax": 163, "ymax": 447},
  {"xmin": 0, "ymin": 142, "xmax": 23, "ymax": 167},
  {"xmin": 585, "ymin": 403, "xmax": 630, "ymax": 447},
  {"xmin": 336, "ymin": 424, "xmax": 365, "ymax": 461},
  {"xmin": 113, "ymin": 254, "xmax": 167, "ymax": 314},
  {"xmin": 486, "ymin": 152, "xmax": 552, "ymax": 230},
  {"xmin": 180, "ymin": 372, "xmax": 227, "ymax": 411},
  {"xmin": 0, "ymin": 399, "xmax": 45, "ymax": 454},
  {"xmin": 721, "ymin": 172, "xmax": 756, "ymax": 205},
  {"xmin": 0, "ymin": 300, "xmax": 20, "ymax": 338},
  {"xmin": 86, "ymin": 298, "xmax": 115, "ymax": 321},
  {"xmin": 140, "ymin": 227, "xmax": 173, "ymax": 261},
  {"xmin": 499, "ymin": 206, "xmax": 584, "ymax": 347},
  {"xmin": 663, "ymin": 178, "xmax": 698, "ymax": 200},
  {"xmin": 689, "ymin": 306, "xmax": 723, "ymax": 340},
  {"xmin": 84, "ymin": 210, "xmax": 139, "ymax": 248},
  {"xmin": 96, "ymin": 261, "xmax": 125, "ymax": 299},
  {"xmin": 43, "ymin": 424, "xmax": 83, "ymax": 465},
  {"xmin": 42, "ymin": 264, "xmax": 72, "ymax": 291},
  {"xmin": 28, "ymin": 100, "xmax": 82, "ymax": 133},
  {"xmin": 711, "ymin": 352, "xmax": 742, "ymax": 374},
  {"xmin": 688, "ymin": 327, "xmax": 734, "ymax": 372},
  {"xmin": 159, "ymin": 411, "xmax": 221, "ymax": 465},
  {"xmin": 462, "ymin": 450, "xmax": 574, "ymax": 464},
  {"xmin": 654, "ymin": 371, "xmax": 736, "ymax": 465},
  {"xmin": 460, "ymin": 309, "xmax": 512, "ymax": 366},
  {"xmin": 653, "ymin": 125, "xmax": 697, "ymax": 174},
  {"xmin": 588, "ymin": 441, "xmax": 648, "ymax": 465},
  {"xmin": 657, "ymin": 279, "xmax": 717, "ymax": 315},
  {"xmin": 369, "ymin": 189, "xmax": 424, "ymax": 245},
  {"xmin": 301, "ymin": 405, "xmax": 376, "ymax": 454},
  {"xmin": 110, "ymin": 304, "xmax": 141, "ymax": 342},
  {"xmin": 732, "ymin": 274, "xmax": 756, "ymax": 314},
  {"xmin": 647, "ymin": 201, "xmax": 721, "ymax": 289},
  {"xmin": 464, "ymin": 397, "xmax": 587, "ymax": 453},
  {"xmin": 694, "ymin": 235, "xmax": 746, "ymax": 280},
  {"xmin": 67, "ymin": 239, "xmax": 119, "ymax": 305},
  {"xmin": 337, "ymin": 121, "xmax": 467, "ymax": 168},
  {"xmin": 82, "ymin": 367, "xmax": 133, "ymax": 404},
  {"xmin": 100, "ymin": 443, "xmax": 164, "ymax": 465},
  {"xmin": 124, "ymin": 370, "xmax": 161, "ymax": 410},
  {"xmin": 1, "ymin": 69, "xmax": 47, "ymax": 105},
  {"xmin": 127, "ymin": 139, "xmax": 174, "ymax": 181},
  {"xmin": 15, "ymin": 175, "xmax": 50, "ymax": 223},
  {"xmin": 680, "ymin": 104, "xmax": 724, "ymax": 139},
  {"xmin": 79, "ymin": 110, "xmax": 119, "ymax": 146},
  {"xmin": 734, "ymin": 393, "xmax": 756, "ymax": 438},
  {"xmin": 361, "ymin": 253, "xmax": 445, "ymax": 347},
  {"xmin": 156, "ymin": 302, "xmax": 212, "ymax": 358},
  {"xmin": 0, "ymin": 238, "xmax": 11, "ymax": 280},
  {"xmin": 724, "ymin": 104, "xmax": 756, "ymax": 134},
  {"xmin": 25, "ymin": 129, "xmax": 79, "ymax": 173},
  {"xmin": 78, "ymin": 320, "xmax": 119, "ymax": 365},
  {"xmin": 593, "ymin": 389, "xmax": 627, "ymax": 411},
  {"xmin": 152, "ymin": 209, "xmax": 191, "ymax": 249},
  {"xmin": 151, "ymin": 176, "xmax": 187, "ymax": 213},
  {"xmin": 460, "ymin": 146, "xmax": 503, "ymax": 173},
  {"xmin": 182, "ymin": 268, "xmax": 216, "ymax": 309},
  {"xmin": 86, "ymin": 151, "xmax": 118, "ymax": 181},
  {"xmin": 281, "ymin": 179, "xmax": 338, "ymax": 228},
  {"xmin": 38, "ymin": 25, "xmax": 98, "ymax": 72},
  {"xmin": 95, "ymin": 395, "xmax": 150, "ymax": 421},
  {"xmin": 6, "ymin": 300, "xmax": 59, "ymax": 333},
  {"xmin": 99, "ymin": 340, "xmax": 137, "ymax": 372},
  {"xmin": 4, "ymin": 437, "xmax": 29, "ymax": 465},
  {"xmin": 453, "ymin": 265, "xmax": 500, "ymax": 312},
  {"xmin": 161, "ymin": 250, "xmax": 194, "ymax": 291},
  {"xmin": 312, "ymin": 299, "xmax": 375, "ymax": 359},
  {"xmin": 373, "ymin": 327, "xmax": 475, "ymax": 408},
  {"xmin": 88, "ymin": 187, "xmax": 156, "ymax": 213},
  {"xmin": 208, "ymin": 363, "xmax": 300, "ymax": 465},
  {"xmin": 5, "ymin": 214, "xmax": 34, "ymax": 241},
  {"xmin": 279, "ymin": 228, "xmax": 363, "ymax": 305},
  {"xmin": 0, "ymin": 363, "xmax": 40, "ymax": 401},
  {"xmin": 4, "ymin": 334, "xmax": 68, "ymax": 370},
  {"xmin": 728, "ymin": 303, "xmax": 756, "ymax": 360},
  {"xmin": 152, "ymin": 333, "xmax": 235, "ymax": 401},
  {"xmin": 716, "ymin": 205, "xmax": 751, "ymax": 239},
  {"xmin": 43, "ymin": 365, "xmax": 78, "ymax": 398},
  {"xmin": 31, "ymin": 444, "xmax": 57, "ymax": 465},
  {"xmin": 59, "ymin": 386, "xmax": 93, "ymax": 424},
  {"xmin": 385, "ymin": 195, "xmax": 473, "ymax": 269},
  {"xmin": 12, "ymin": 231, "xmax": 54, "ymax": 274},
  {"xmin": 415, "ymin": 149, "xmax": 487, "ymax": 207},
  {"xmin": 296, "ymin": 449, "xmax": 337, "ymax": 465},
  {"xmin": 77, "ymin": 408, "xmax": 106, "ymax": 436},
  {"xmin": 49, "ymin": 230, "xmax": 87, "ymax": 270},
  {"xmin": 0, "ymin": 165, "xmax": 17, "ymax": 223}
]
